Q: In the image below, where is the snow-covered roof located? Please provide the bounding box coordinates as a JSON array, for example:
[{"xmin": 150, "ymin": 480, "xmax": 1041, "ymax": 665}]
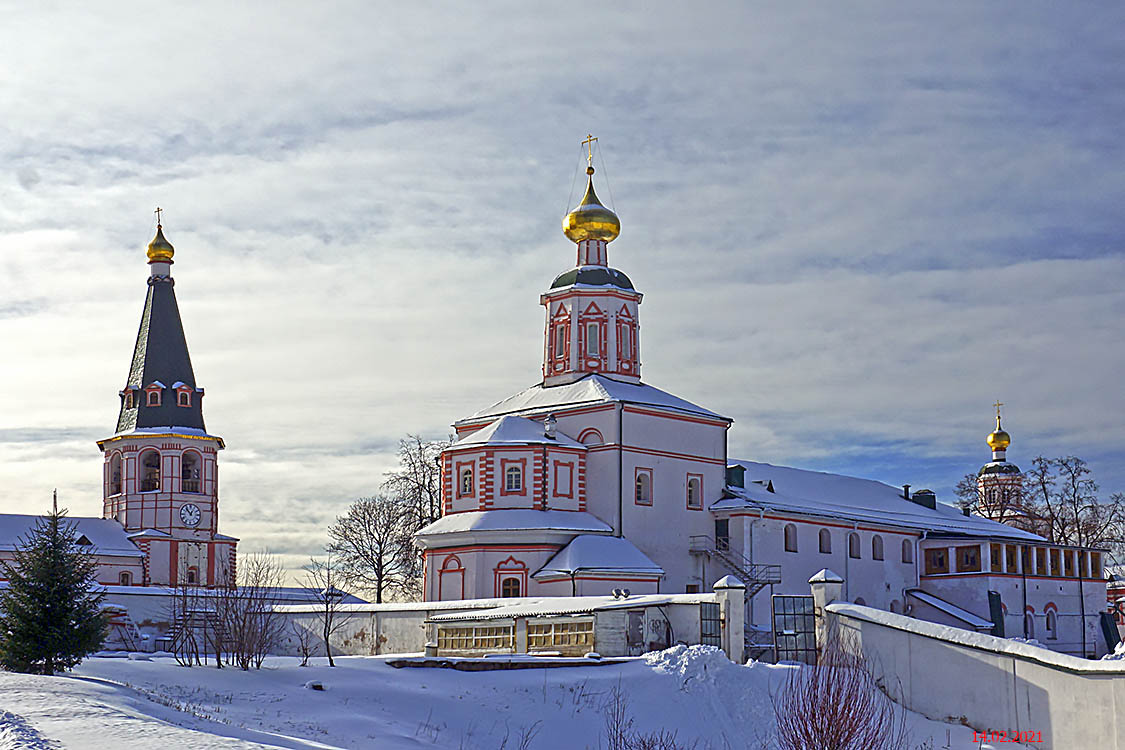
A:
[
  {"xmin": 0, "ymin": 515, "xmax": 144, "ymax": 557},
  {"xmin": 533, "ymin": 535, "xmax": 664, "ymax": 579},
  {"xmin": 459, "ymin": 374, "xmax": 728, "ymax": 425},
  {"xmin": 454, "ymin": 416, "xmax": 586, "ymax": 450},
  {"xmin": 428, "ymin": 593, "xmax": 715, "ymax": 622},
  {"xmin": 98, "ymin": 425, "xmax": 224, "ymax": 448},
  {"xmin": 906, "ymin": 589, "xmax": 993, "ymax": 630},
  {"xmin": 416, "ymin": 510, "xmax": 611, "ymax": 538},
  {"xmin": 713, "ymin": 460, "xmax": 1043, "ymax": 541}
]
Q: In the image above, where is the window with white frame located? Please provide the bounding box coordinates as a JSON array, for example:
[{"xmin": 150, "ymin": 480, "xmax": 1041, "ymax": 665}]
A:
[
  {"xmin": 459, "ymin": 466, "xmax": 473, "ymax": 497},
  {"xmin": 586, "ymin": 322, "xmax": 599, "ymax": 355},
  {"xmin": 505, "ymin": 465, "xmax": 522, "ymax": 492}
]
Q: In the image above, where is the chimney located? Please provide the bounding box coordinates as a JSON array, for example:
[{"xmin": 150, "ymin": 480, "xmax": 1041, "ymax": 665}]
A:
[
  {"xmin": 902, "ymin": 484, "xmax": 911, "ymax": 500},
  {"xmin": 544, "ymin": 413, "xmax": 557, "ymax": 440}
]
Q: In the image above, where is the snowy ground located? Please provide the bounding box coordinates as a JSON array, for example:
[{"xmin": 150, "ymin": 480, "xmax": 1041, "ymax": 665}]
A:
[{"xmin": 0, "ymin": 648, "xmax": 1000, "ymax": 749}]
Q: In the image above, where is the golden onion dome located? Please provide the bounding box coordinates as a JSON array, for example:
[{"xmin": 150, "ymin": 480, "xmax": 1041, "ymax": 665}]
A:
[
  {"xmin": 147, "ymin": 224, "xmax": 175, "ymax": 263},
  {"xmin": 148, "ymin": 222, "xmax": 176, "ymax": 264},
  {"xmin": 563, "ymin": 167, "xmax": 620, "ymax": 243},
  {"xmin": 987, "ymin": 417, "xmax": 1011, "ymax": 451}
]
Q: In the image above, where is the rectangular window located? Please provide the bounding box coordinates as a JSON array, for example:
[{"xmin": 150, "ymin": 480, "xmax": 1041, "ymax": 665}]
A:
[
  {"xmin": 1078, "ymin": 550, "xmax": 1088, "ymax": 578},
  {"xmin": 1063, "ymin": 550, "xmax": 1075, "ymax": 577},
  {"xmin": 457, "ymin": 463, "xmax": 474, "ymax": 498},
  {"xmin": 923, "ymin": 548, "xmax": 949, "ymax": 575},
  {"xmin": 1049, "ymin": 547, "xmax": 1060, "ymax": 576},
  {"xmin": 555, "ymin": 325, "xmax": 566, "ymax": 357},
  {"xmin": 500, "ymin": 459, "xmax": 525, "ymax": 496},
  {"xmin": 1004, "ymin": 545, "xmax": 1018, "ymax": 573},
  {"xmin": 956, "ymin": 545, "xmax": 981, "ymax": 573},
  {"xmin": 1035, "ymin": 548, "xmax": 1047, "ymax": 576},
  {"xmin": 1091, "ymin": 551, "xmax": 1103, "ymax": 580},
  {"xmin": 1020, "ymin": 546, "xmax": 1031, "ymax": 574},
  {"xmin": 527, "ymin": 620, "xmax": 594, "ymax": 654},
  {"xmin": 586, "ymin": 322, "xmax": 599, "ymax": 355},
  {"xmin": 620, "ymin": 325, "xmax": 630, "ymax": 357},
  {"xmin": 700, "ymin": 603, "xmax": 722, "ymax": 647},
  {"xmin": 437, "ymin": 625, "xmax": 514, "ymax": 653},
  {"xmin": 554, "ymin": 462, "xmax": 573, "ymax": 498}
]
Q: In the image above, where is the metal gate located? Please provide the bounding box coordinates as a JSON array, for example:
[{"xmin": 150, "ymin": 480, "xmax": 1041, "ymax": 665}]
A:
[{"xmin": 772, "ymin": 594, "xmax": 816, "ymax": 665}]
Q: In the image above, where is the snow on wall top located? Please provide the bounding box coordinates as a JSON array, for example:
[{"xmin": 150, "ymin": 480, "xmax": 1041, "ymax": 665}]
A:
[
  {"xmin": 454, "ymin": 415, "xmax": 587, "ymax": 450},
  {"xmin": 416, "ymin": 509, "xmax": 612, "ymax": 537},
  {"xmin": 715, "ymin": 460, "xmax": 1043, "ymax": 541},
  {"xmin": 428, "ymin": 592, "xmax": 716, "ymax": 622},
  {"xmin": 459, "ymin": 374, "xmax": 728, "ymax": 424},
  {"xmin": 0, "ymin": 515, "xmax": 144, "ymax": 557},
  {"xmin": 827, "ymin": 601, "xmax": 1125, "ymax": 674},
  {"xmin": 533, "ymin": 534, "xmax": 664, "ymax": 579}
]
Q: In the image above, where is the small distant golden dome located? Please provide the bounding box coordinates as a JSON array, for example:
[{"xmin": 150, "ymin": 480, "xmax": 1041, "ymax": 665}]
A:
[
  {"xmin": 147, "ymin": 224, "xmax": 174, "ymax": 263},
  {"xmin": 987, "ymin": 417, "xmax": 1011, "ymax": 451},
  {"xmin": 563, "ymin": 169, "xmax": 620, "ymax": 243}
]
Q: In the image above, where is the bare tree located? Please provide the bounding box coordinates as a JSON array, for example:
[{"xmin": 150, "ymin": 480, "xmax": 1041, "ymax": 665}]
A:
[
  {"xmin": 301, "ymin": 553, "xmax": 351, "ymax": 667},
  {"xmin": 166, "ymin": 578, "xmax": 208, "ymax": 667},
  {"xmin": 382, "ymin": 434, "xmax": 450, "ymax": 534},
  {"xmin": 1025, "ymin": 456, "xmax": 1125, "ymax": 561},
  {"xmin": 771, "ymin": 626, "xmax": 911, "ymax": 750},
  {"xmin": 289, "ymin": 619, "xmax": 315, "ymax": 667},
  {"xmin": 328, "ymin": 495, "xmax": 416, "ymax": 603},
  {"xmin": 215, "ymin": 552, "xmax": 287, "ymax": 670}
]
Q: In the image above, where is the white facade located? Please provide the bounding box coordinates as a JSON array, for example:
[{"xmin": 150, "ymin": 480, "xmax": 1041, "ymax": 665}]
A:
[{"xmin": 414, "ymin": 163, "xmax": 1112, "ymax": 658}]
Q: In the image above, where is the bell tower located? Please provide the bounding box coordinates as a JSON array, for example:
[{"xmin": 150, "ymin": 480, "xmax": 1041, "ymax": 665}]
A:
[
  {"xmin": 541, "ymin": 139, "xmax": 643, "ymax": 386},
  {"xmin": 97, "ymin": 216, "xmax": 237, "ymax": 586}
]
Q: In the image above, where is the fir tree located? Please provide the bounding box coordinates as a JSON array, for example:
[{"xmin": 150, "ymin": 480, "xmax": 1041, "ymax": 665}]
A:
[{"xmin": 0, "ymin": 494, "xmax": 107, "ymax": 675}]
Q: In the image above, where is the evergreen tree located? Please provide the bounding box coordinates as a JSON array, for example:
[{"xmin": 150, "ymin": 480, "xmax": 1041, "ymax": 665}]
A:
[{"xmin": 0, "ymin": 495, "xmax": 107, "ymax": 674}]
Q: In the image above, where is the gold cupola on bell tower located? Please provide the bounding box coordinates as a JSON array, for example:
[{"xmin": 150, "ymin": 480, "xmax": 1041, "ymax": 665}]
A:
[{"xmin": 146, "ymin": 208, "xmax": 175, "ymax": 264}]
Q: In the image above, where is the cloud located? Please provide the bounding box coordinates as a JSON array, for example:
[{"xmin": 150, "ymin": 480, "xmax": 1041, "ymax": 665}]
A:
[{"xmin": 1, "ymin": 1, "xmax": 1124, "ymax": 581}]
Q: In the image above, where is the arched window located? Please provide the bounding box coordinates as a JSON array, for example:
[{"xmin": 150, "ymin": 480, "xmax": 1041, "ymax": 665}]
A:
[
  {"xmin": 848, "ymin": 532, "xmax": 861, "ymax": 559},
  {"xmin": 181, "ymin": 452, "xmax": 201, "ymax": 493},
  {"xmin": 783, "ymin": 524, "xmax": 798, "ymax": 553},
  {"xmin": 178, "ymin": 390, "xmax": 191, "ymax": 407},
  {"xmin": 854, "ymin": 597, "xmax": 866, "ymax": 606},
  {"xmin": 123, "ymin": 390, "xmax": 135, "ymax": 409},
  {"xmin": 586, "ymin": 322, "xmax": 599, "ymax": 355},
  {"xmin": 872, "ymin": 535, "xmax": 884, "ymax": 561},
  {"xmin": 459, "ymin": 466, "xmax": 473, "ymax": 497},
  {"xmin": 1046, "ymin": 609, "xmax": 1057, "ymax": 640},
  {"xmin": 119, "ymin": 571, "xmax": 132, "ymax": 586},
  {"xmin": 146, "ymin": 389, "xmax": 161, "ymax": 407},
  {"xmin": 500, "ymin": 577, "xmax": 521, "ymax": 598},
  {"xmin": 505, "ymin": 465, "xmax": 522, "ymax": 492},
  {"xmin": 686, "ymin": 476, "xmax": 702, "ymax": 509},
  {"xmin": 635, "ymin": 470, "xmax": 652, "ymax": 505},
  {"xmin": 139, "ymin": 450, "xmax": 161, "ymax": 492},
  {"xmin": 819, "ymin": 529, "xmax": 831, "ymax": 554},
  {"xmin": 186, "ymin": 567, "xmax": 198, "ymax": 585},
  {"xmin": 578, "ymin": 428, "xmax": 603, "ymax": 446},
  {"xmin": 1024, "ymin": 612, "xmax": 1035, "ymax": 640},
  {"xmin": 902, "ymin": 539, "xmax": 914, "ymax": 564},
  {"xmin": 109, "ymin": 453, "xmax": 122, "ymax": 495}
]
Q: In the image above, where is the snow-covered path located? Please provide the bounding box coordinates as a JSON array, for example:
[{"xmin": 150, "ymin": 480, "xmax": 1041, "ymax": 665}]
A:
[{"xmin": 0, "ymin": 648, "xmax": 1000, "ymax": 749}]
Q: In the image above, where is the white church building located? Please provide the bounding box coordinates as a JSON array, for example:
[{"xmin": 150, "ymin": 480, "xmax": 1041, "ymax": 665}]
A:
[{"xmin": 415, "ymin": 158, "xmax": 1113, "ymax": 658}]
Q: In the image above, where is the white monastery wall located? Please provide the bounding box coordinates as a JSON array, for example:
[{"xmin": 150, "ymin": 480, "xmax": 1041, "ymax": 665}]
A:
[{"xmin": 825, "ymin": 602, "xmax": 1125, "ymax": 750}]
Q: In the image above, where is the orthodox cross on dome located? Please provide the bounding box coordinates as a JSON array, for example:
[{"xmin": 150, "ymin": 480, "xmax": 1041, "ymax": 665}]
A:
[
  {"xmin": 994, "ymin": 400, "xmax": 1004, "ymax": 422},
  {"xmin": 154, "ymin": 206, "xmax": 163, "ymax": 226},
  {"xmin": 582, "ymin": 134, "xmax": 598, "ymax": 168}
]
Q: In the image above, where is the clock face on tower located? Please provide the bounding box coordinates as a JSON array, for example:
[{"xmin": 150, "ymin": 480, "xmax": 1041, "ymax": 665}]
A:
[{"xmin": 179, "ymin": 503, "xmax": 202, "ymax": 528}]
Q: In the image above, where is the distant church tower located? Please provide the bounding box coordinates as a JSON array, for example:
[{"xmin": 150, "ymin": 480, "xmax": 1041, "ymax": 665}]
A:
[
  {"xmin": 541, "ymin": 155, "xmax": 642, "ymax": 385},
  {"xmin": 96, "ymin": 219, "xmax": 237, "ymax": 586},
  {"xmin": 976, "ymin": 403, "xmax": 1031, "ymax": 530}
]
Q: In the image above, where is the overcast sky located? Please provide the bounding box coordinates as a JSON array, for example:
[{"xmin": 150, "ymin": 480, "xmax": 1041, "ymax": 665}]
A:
[{"xmin": 2, "ymin": 2, "xmax": 1123, "ymax": 579}]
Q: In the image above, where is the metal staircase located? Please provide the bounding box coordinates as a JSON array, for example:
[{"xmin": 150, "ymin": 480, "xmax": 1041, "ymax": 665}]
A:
[{"xmin": 689, "ymin": 535, "xmax": 781, "ymax": 599}]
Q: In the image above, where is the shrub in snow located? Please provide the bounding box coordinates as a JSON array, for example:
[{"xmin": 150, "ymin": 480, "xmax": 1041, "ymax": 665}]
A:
[{"xmin": 771, "ymin": 626, "xmax": 912, "ymax": 750}]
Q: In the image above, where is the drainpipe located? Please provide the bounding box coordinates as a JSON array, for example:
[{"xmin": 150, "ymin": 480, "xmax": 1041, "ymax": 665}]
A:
[
  {"xmin": 616, "ymin": 402, "xmax": 624, "ymax": 538},
  {"xmin": 1079, "ymin": 575, "xmax": 1086, "ymax": 657}
]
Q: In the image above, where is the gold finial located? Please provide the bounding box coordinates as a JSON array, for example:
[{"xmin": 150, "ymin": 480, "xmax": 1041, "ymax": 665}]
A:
[
  {"xmin": 146, "ymin": 209, "xmax": 175, "ymax": 263},
  {"xmin": 987, "ymin": 400, "xmax": 1010, "ymax": 451},
  {"xmin": 582, "ymin": 134, "xmax": 598, "ymax": 175}
]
